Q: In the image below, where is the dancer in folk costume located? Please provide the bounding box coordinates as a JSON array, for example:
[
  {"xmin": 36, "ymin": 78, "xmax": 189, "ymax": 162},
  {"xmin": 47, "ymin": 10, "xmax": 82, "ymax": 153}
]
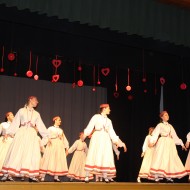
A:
[
  {"xmin": 185, "ymin": 132, "xmax": 190, "ymax": 182},
  {"xmin": 83, "ymin": 103, "xmax": 125, "ymax": 183},
  {"xmin": 1, "ymin": 96, "xmax": 49, "ymax": 182},
  {"xmin": 67, "ymin": 132, "xmax": 93, "ymax": 181},
  {"xmin": 149, "ymin": 111, "xmax": 187, "ymax": 182},
  {"xmin": 40, "ymin": 116, "xmax": 69, "ymax": 182},
  {"xmin": 137, "ymin": 127, "xmax": 155, "ymax": 183},
  {"xmin": 95, "ymin": 139, "xmax": 127, "ymax": 182},
  {"xmin": 0, "ymin": 112, "xmax": 14, "ymax": 178}
]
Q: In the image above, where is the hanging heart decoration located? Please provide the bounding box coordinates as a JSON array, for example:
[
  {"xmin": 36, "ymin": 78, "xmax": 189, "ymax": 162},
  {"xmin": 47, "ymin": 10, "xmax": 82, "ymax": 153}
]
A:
[
  {"xmin": 34, "ymin": 56, "xmax": 39, "ymax": 80},
  {"xmin": 52, "ymin": 74, "xmax": 60, "ymax": 82},
  {"xmin": 113, "ymin": 67, "xmax": 119, "ymax": 98},
  {"xmin": 52, "ymin": 55, "xmax": 62, "ymax": 83},
  {"xmin": 101, "ymin": 67, "xmax": 110, "ymax": 76},
  {"xmin": 180, "ymin": 83, "xmax": 187, "ymax": 90},
  {"xmin": 26, "ymin": 51, "xmax": 33, "ymax": 78},
  {"xmin": 77, "ymin": 79, "xmax": 84, "ymax": 87},
  {"xmin": 8, "ymin": 52, "xmax": 15, "ymax": 61},
  {"xmin": 52, "ymin": 59, "xmax": 62, "ymax": 68},
  {"xmin": 160, "ymin": 77, "xmax": 165, "ymax": 85},
  {"xmin": 114, "ymin": 92, "xmax": 119, "ymax": 98},
  {"xmin": 126, "ymin": 68, "xmax": 132, "ymax": 91},
  {"xmin": 97, "ymin": 64, "xmax": 101, "ymax": 85}
]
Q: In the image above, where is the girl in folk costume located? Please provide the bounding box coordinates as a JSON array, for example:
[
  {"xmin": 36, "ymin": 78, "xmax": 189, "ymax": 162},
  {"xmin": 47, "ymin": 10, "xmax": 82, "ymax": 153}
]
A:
[
  {"xmin": 67, "ymin": 132, "xmax": 93, "ymax": 181},
  {"xmin": 40, "ymin": 116, "xmax": 69, "ymax": 182},
  {"xmin": 1, "ymin": 96, "xmax": 49, "ymax": 182},
  {"xmin": 83, "ymin": 103, "xmax": 125, "ymax": 183},
  {"xmin": 95, "ymin": 139, "xmax": 127, "ymax": 182},
  {"xmin": 0, "ymin": 112, "xmax": 14, "ymax": 178},
  {"xmin": 149, "ymin": 111, "xmax": 187, "ymax": 182},
  {"xmin": 185, "ymin": 132, "xmax": 190, "ymax": 182},
  {"xmin": 137, "ymin": 127, "xmax": 155, "ymax": 183}
]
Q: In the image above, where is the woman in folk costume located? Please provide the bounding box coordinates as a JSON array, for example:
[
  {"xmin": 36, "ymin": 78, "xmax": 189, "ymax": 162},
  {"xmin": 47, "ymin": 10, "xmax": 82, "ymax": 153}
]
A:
[
  {"xmin": 185, "ymin": 132, "xmax": 190, "ymax": 182},
  {"xmin": 67, "ymin": 132, "xmax": 93, "ymax": 181},
  {"xmin": 149, "ymin": 111, "xmax": 187, "ymax": 182},
  {"xmin": 137, "ymin": 127, "xmax": 155, "ymax": 183},
  {"xmin": 40, "ymin": 116, "xmax": 69, "ymax": 182},
  {"xmin": 0, "ymin": 112, "xmax": 14, "ymax": 178},
  {"xmin": 83, "ymin": 103, "xmax": 125, "ymax": 183},
  {"xmin": 1, "ymin": 96, "xmax": 49, "ymax": 182}
]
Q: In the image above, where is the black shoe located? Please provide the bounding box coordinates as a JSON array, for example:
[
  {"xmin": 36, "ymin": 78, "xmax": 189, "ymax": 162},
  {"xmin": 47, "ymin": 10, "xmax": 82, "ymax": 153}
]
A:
[
  {"xmin": 29, "ymin": 177, "xmax": 39, "ymax": 182},
  {"xmin": 54, "ymin": 178, "xmax": 61, "ymax": 182}
]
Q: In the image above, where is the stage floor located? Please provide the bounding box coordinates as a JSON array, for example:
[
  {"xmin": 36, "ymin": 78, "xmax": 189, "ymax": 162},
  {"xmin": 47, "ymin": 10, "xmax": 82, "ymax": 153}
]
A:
[{"xmin": 0, "ymin": 182, "xmax": 189, "ymax": 190}]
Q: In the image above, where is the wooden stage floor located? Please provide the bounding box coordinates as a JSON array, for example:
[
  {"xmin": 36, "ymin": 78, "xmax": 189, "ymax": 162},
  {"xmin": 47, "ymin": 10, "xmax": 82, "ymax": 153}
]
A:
[{"xmin": 0, "ymin": 182, "xmax": 189, "ymax": 190}]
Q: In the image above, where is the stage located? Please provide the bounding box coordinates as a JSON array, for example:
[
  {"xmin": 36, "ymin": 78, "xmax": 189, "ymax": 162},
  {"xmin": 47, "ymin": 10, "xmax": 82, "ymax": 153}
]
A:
[{"xmin": 0, "ymin": 182, "xmax": 189, "ymax": 190}]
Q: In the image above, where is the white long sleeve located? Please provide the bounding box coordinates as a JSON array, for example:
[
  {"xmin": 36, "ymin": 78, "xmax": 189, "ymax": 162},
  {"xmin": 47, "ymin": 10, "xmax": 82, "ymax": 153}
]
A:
[
  {"xmin": 84, "ymin": 114, "xmax": 119, "ymax": 143},
  {"xmin": 187, "ymin": 132, "xmax": 190, "ymax": 142}
]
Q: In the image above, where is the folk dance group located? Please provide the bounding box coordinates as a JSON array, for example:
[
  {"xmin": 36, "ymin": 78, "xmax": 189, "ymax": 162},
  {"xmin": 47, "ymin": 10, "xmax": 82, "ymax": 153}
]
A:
[
  {"xmin": 137, "ymin": 111, "xmax": 190, "ymax": 183},
  {"xmin": 1, "ymin": 96, "xmax": 190, "ymax": 184},
  {"xmin": 0, "ymin": 96, "xmax": 126, "ymax": 183}
]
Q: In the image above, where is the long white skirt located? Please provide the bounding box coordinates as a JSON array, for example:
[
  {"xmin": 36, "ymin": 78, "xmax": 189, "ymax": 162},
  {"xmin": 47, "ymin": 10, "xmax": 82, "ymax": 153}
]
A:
[
  {"xmin": 0, "ymin": 136, "xmax": 13, "ymax": 176},
  {"xmin": 2, "ymin": 126, "xmax": 41, "ymax": 177},
  {"xmin": 40, "ymin": 138, "xmax": 68, "ymax": 176},
  {"xmin": 185, "ymin": 150, "xmax": 190, "ymax": 175},
  {"xmin": 67, "ymin": 150, "xmax": 93, "ymax": 180},
  {"xmin": 84, "ymin": 130, "xmax": 116, "ymax": 177},
  {"xmin": 138, "ymin": 147, "xmax": 154, "ymax": 179},
  {"xmin": 150, "ymin": 137, "xmax": 187, "ymax": 179}
]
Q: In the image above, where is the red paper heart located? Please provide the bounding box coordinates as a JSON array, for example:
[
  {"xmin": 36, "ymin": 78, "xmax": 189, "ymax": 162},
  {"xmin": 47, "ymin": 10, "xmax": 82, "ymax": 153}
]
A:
[
  {"xmin": 101, "ymin": 68, "xmax": 110, "ymax": 76},
  {"xmin": 52, "ymin": 74, "xmax": 59, "ymax": 82},
  {"xmin": 52, "ymin": 59, "xmax": 62, "ymax": 68}
]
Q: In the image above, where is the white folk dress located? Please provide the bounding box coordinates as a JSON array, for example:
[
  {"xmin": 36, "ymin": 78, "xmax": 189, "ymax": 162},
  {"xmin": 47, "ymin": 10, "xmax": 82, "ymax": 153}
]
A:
[
  {"xmin": 149, "ymin": 122, "xmax": 187, "ymax": 179},
  {"xmin": 185, "ymin": 132, "xmax": 190, "ymax": 176},
  {"xmin": 40, "ymin": 126, "xmax": 69, "ymax": 176},
  {"xmin": 138, "ymin": 134, "xmax": 154, "ymax": 179},
  {"xmin": 0, "ymin": 121, "xmax": 13, "ymax": 176},
  {"xmin": 67, "ymin": 139, "xmax": 93, "ymax": 180},
  {"xmin": 84, "ymin": 114, "xmax": 119, "ymax": 177},
  {"xmin": 1, "ymin": 107, "xmax": 48, "ymax": 177}
]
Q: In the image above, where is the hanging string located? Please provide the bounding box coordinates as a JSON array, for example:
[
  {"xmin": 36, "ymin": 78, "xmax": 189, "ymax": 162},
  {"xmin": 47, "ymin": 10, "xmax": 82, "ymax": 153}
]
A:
[
  {"xmin": 29, "ymin": 50, "xmax": 32, "ymax": 71},
  {"xmin": 1, "ymin": 46, "xmax": 4, "ymax": 70},
  {"xmin": 55, "ymin": 55, "xmax": 58, "ymax": 74},
  {"xmin": 128, "ymin": 68, "xmax": 130, "ymax": 86},
  {"xmin": 35, "ymin": 56, "xmax": 38, "ymax": 74},
  {"xmin": 115, "ymin": 66, "xmax": 118, "ymax": 92},
  {"xmin": 93, "ymin": 65, "xmax": 96, "ymax": 89},
  {"xmin": 142, "ymin": 49, "xmax": 145, "ymax": 79},
  {"xmin": 154, "ymin": 73, "xmax": 157, "ymax": 95},
  {"xmin": 97, "ymin": 64, "xmax": 100, "ymax": 84}
]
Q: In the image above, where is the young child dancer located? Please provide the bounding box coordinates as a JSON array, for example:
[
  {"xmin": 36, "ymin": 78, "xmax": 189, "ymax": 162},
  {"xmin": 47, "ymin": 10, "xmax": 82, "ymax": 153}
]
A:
[
  {"xmin": 0, "ymin": 112, "xmax": 14, "ymax": 178},
  {"xmin": 40, "ymin": 116, "xmax": 69, "ymax": 182},
  {"xmin": 185, "ymin": 132, "xmax": 190, "ymax": 182},
  {"xmin": 67, "ymin": 132, "xmax": 93, "ymax": 181},
  {"xmin": 149, "ymin": 111, "xmax": 187, "ymax": 182},
  {"xmin": 137, "ymin": 127, "xmax": 155, "ymax": 183}
]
